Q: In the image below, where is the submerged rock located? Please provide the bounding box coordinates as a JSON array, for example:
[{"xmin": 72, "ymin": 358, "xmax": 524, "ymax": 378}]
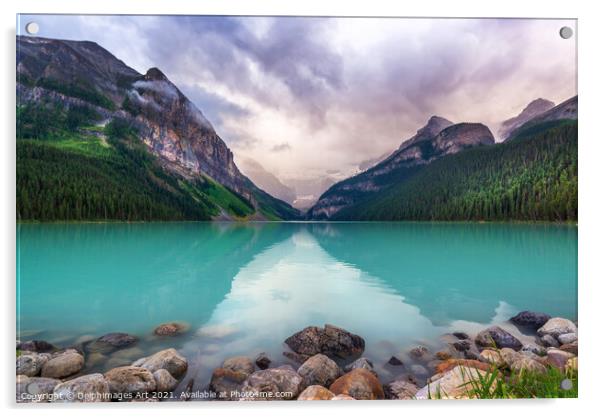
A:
[
  {"xmin": 17, "ymin": 340, "xmax": 57, "ymax": 353},
  {"xmin": 297, "ymin": 385, "xmax": 335, "ymax": 400},
  {"xmin": 475, "ymin": 326, "xmax": 522, "ymax": 351},
  {"xmin": 410, "ymin": 364, "xmax": 429, "ymax": 377},
  {"xmin": 435, "ymin": 351, "xmax": 452, "ymax": 361},
  {"xmin": 297, "ymin": 354, "xmax": 342, "ymax": 387},
  {"xmin": 329, "ymin": 368, "xmax": 384, "ymax": 400},
  {"xmin": 388, "ymin": 356, "xmax": 403, "ymax": 366},
  {"xmin": 132, "ymin": 348, "xmax": 188, "ymax": 379},
  {"xmin": 240, "ymin": 365, "xmax": 304, "ymax": 401},
  {"xmin": 384, "ymin": 379, "xmax": 419, "ymax": 400},
  {"xmin": 52, "ymin": 373, "xmax": 110, "ymax": 402},
  {"xmin": 451, "ymin": 340, "xmax": 472, "ymax": 352},
  {"xmin": 537, "ymin": 318, "xmax": 577, "ymax": 339},
  {"xmin": 153, "ymin": 322, "xmax": 189, "ymax": 337},
  {"xmin": 282, "ymin": 351, "xmax": 310, "ymax": 364},
  {"xmin": 452, "ymin": 332, "xmax": 470, "ymax": 340},
  {"xmin": 255, "ymin": 352, "xmax": 271, "ymax": 370},
  {"xmin": 41, "ymin": 349, "xmax": 84, "ymax": 379},
  {"xmin": 510, "ymin": 311, "xmax": 551, "ymax": 329},
  {"xmin": 104, "ymin": 366, "xmax": 156, "ymax": 394},
  {"xmin": 284, "ymin": 324, "xmax": 365, "ymax": 359},
  {"xmin": 409, "ymin": 346, "xmax": 429, "ymax": 359},
  {"xmin": 88, "ymin": 333, "xmax": 138, "ymax": 353}
]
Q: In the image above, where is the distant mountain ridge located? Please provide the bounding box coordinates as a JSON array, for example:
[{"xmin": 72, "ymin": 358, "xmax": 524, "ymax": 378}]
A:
[
  {"xmin": 307, "ymin": 117, "xmax": 494, "ymax": 219},
  {"xmin": 498, "ymin": 98, "xmax": 555, "ymax": 141},
  {"xmin": 16, "ymin": 36, "xmax": 299, "ymax": 220}
]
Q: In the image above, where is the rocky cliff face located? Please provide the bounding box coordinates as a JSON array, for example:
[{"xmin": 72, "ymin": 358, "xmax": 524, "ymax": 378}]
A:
[
  {"xmin": 307, "ymin": 118, "xmax": 494, "ymax": 219},
  {"xmin": 17, "ymin": 36, "xmax": 297, "ymax": 216},
  {"xmin": 498, "ymin": 98, "xmax": 555, "ymax": 141}
]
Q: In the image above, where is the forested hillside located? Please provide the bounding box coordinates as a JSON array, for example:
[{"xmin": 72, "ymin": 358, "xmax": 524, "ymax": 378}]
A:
[
  {"xmin": 17, "ymin": 104, "xmax": 257, "ymax": 221},
  {"xmin": 332, "ymin": 120, "xmax": 577, "ymax": 221}
]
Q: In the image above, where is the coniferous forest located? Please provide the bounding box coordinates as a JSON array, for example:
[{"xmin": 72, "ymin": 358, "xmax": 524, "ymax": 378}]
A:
[
  {"xmin": 16, "ymin": 104, "xmax": 255, "ymax": 221},
  {"xmin": 333, "ymin": 121, "xmax": 577, "ymax": 222}
]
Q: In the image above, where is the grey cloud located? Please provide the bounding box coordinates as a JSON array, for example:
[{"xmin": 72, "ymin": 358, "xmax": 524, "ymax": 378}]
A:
[
  {"xmin": 271, "ymin": 143, "xmax": 291, "ymax": 152},
  {"xmin": 20, "ymin": 15, "xmax": 576, "ymax": 180}
]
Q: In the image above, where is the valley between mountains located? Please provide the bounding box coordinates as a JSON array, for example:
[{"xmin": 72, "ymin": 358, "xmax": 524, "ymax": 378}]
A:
[{"xmin": 17, "ymin": 36, "xmax": 577, "ymax": 222}]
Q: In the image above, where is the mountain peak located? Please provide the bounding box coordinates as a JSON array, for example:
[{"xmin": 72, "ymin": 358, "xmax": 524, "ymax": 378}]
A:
[
  {"xmin": 499, "ymin": 98, "xmax": 555, "ymax": 140},
  {"xmin": 524, "ymin": 98, "xmax": 555, "ymax": 112},
  {"xmin": 144, "ymin": 67, "xmax": 169, "ymax": 81},
  {"xmin": 427, "ymin": 115, "xmax": 453, "ymax": 125},
  {"xmin": 401, "ymin": 115, "xmax": 453, "ymax": 148}
]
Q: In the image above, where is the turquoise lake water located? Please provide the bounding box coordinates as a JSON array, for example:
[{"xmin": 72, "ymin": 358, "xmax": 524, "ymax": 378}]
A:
[{"xmin": 16, "ymin": 222, "xmax": 577, "ymax": 390}]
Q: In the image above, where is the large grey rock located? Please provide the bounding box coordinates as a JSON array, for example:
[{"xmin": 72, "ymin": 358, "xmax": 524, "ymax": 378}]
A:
[
  {"xmin": 240, "ymin": 365, "xmax": 304, "ymax": 400},
  {"xmin": 510, "ymin": 311, "xmax": 551, "ymax": 329},
  {"xmin": 557, "ymin": 333, "xmax": 578, "ymax": 345},
  {"xmin": 537, "ymin": 318, "xmax": 577, "ymax": 338},
  {"xmin": 297, "ymin": 354, "xmax": 342, "ymax": 387},
  {"xmin": 153, "ymin": 369, "xmax": 178, "ymax": 392},
  {"xmin": 16, "ymin": 376, "xmax": 60, "ymax": 403},
  {"xmin": 17, "ymin": 352, "xmax": 50, "ymax": 377},
  {"xmin": 475, "ymin": 326, "xmax": 523, "ymax": 351},
  {"xmin": 52, "ymin": 373, "xmax": 111, "ymax": 402},
  {"xmin": 41, "ymin": 349, "xmax": 84, "ymax": 378},
  {"xmin": 284, "ymin": 324, "xmax": 365, "ymax": 359},
  {"xmin": 384, "ymin": 379, "xmax": 419, "ymax": 400},
  {"xmin": 132, "ymin": 348, "xmax": 187, "ymax": 379},
  {"xmin": 104, "ymin": 366, "xmax": 156, "ymax": 394}
]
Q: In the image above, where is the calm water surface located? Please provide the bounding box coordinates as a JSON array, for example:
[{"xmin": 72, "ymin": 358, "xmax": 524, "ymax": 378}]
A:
[{"xmin": 17, "ymin": 222, "xmax": 577, "ymax": 391}]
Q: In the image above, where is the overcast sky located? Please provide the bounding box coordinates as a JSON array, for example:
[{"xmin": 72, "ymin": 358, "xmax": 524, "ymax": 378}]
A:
[{"xmin": 19, "ymin": 15, "xmax": 577, "ymax": 183}]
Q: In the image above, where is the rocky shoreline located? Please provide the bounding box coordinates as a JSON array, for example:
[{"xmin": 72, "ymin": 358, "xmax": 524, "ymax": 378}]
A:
[{"xmin": 16, "ymin": 313, "xmax": 578, "ymax": 402}]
